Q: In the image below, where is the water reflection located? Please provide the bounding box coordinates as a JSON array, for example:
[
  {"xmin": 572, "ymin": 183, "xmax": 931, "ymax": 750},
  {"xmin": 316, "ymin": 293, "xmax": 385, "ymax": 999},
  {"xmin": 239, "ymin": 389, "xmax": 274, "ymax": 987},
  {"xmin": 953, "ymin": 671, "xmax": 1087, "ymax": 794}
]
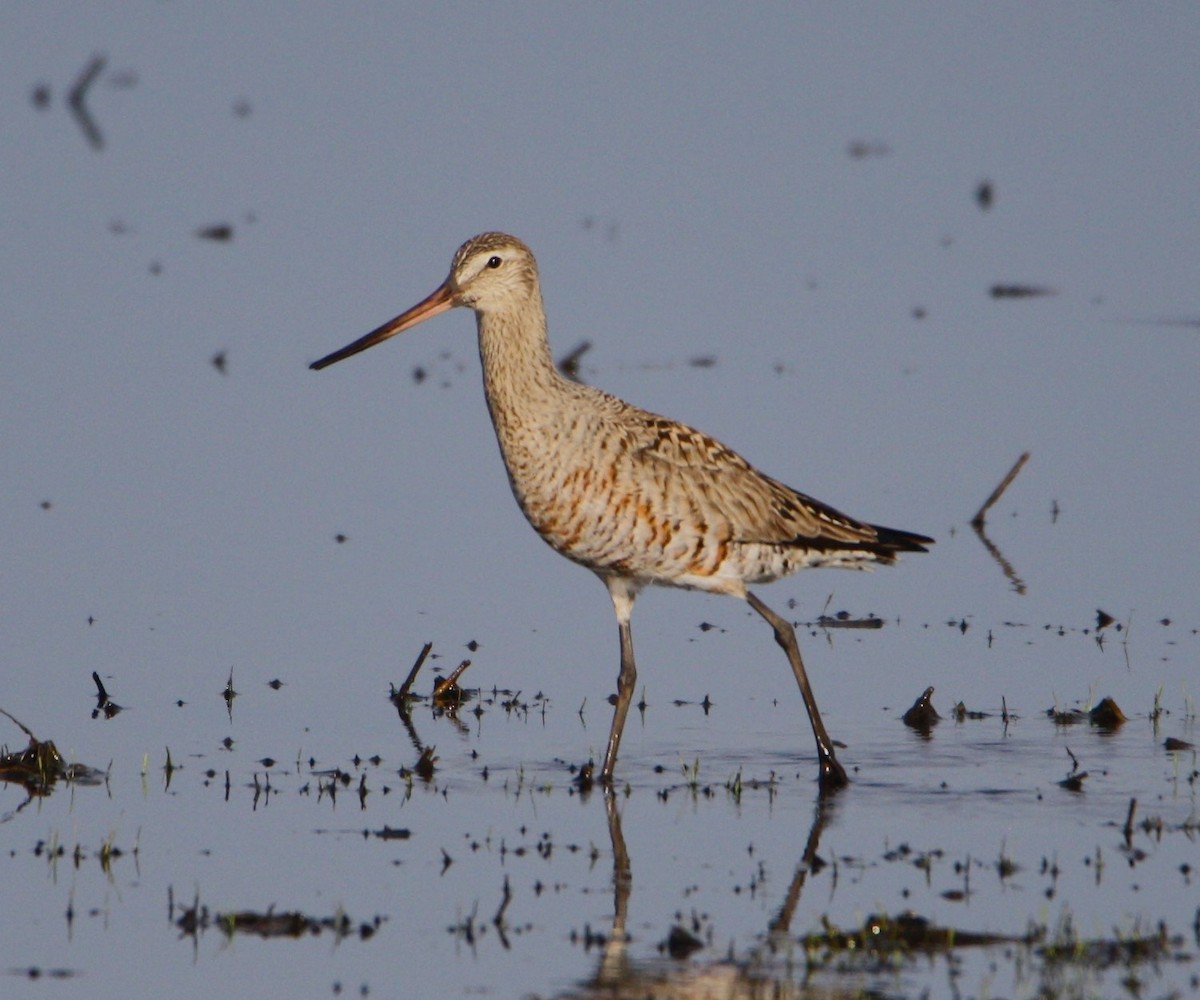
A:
[
  {"xmin": 557, "ymin": 780, "xmax": 1189, "ymax": 999},
  {"xmin": 970, "ymin": 451, "xmax": 1029, "ymax": 595},
  {"xmin": 560, "ymin": 789, "xmax": 840, "ymax": 999}
]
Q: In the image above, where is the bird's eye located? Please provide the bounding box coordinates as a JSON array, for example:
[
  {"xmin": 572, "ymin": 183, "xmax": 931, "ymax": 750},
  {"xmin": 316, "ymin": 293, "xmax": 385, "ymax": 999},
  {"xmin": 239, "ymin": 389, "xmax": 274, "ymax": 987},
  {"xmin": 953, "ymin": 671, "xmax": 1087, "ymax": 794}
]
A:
[{"xmin": 487, "ymin": 255, "xmax": 502, "ymax": 269}]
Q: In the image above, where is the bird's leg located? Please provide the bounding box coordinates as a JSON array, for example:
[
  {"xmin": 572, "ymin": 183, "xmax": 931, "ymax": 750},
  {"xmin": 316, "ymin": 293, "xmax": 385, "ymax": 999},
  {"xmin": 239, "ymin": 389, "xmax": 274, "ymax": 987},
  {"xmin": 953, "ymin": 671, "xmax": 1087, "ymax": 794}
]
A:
[
  {"xmin": 599, "ymin": 578, "xmax": 640, "ymax": 784},
  {"xmin": 600, "ymin": 617, "xmax": 637, "ymax": 784},
  {"xmin": 745, "ymin": 590, "xmax": 849, "ymax": 793}
]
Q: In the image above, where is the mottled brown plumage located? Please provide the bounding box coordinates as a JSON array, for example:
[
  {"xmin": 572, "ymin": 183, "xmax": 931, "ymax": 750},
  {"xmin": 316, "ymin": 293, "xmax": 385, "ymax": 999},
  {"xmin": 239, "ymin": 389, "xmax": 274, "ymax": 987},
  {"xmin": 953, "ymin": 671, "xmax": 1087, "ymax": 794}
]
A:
[{"xmin": 312, "ymin": 232, "xmax": 932, "ymax": 792}]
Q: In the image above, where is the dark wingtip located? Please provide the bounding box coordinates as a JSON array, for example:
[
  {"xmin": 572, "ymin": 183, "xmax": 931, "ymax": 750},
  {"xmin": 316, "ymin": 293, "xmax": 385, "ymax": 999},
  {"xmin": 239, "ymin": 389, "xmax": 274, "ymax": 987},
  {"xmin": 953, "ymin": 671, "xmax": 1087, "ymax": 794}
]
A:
[{"xmin": 873, "ymin": 524, "xmax": 935, "ymax": 554}]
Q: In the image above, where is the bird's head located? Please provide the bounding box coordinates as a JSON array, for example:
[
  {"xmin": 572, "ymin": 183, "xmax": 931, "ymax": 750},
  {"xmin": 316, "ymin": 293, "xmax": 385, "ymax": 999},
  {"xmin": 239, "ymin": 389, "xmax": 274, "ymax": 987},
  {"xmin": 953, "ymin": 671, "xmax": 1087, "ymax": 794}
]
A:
[{"xmin": 309, "ymin": 231, "xmax": 537, "ymax": 371}]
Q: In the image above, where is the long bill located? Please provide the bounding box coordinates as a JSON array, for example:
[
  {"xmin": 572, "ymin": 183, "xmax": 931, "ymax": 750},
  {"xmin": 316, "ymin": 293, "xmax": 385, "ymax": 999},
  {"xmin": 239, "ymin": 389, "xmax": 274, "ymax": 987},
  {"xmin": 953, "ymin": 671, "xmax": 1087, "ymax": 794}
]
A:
[{"xmin": 309, "ymin": 281, "xmax": 455, "ymax": 370}]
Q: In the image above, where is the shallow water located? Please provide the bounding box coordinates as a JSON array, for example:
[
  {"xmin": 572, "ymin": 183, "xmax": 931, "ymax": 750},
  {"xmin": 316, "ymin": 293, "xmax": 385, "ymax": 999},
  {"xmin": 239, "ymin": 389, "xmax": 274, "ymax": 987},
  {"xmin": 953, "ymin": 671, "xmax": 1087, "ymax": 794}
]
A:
[
  {"xmin": 4, "ymin": 615, "xmax": 1196, "ymax": 999},
  {"xmin": 3, "ymin": 6, "xmax": 1199, "ymax": 999}
]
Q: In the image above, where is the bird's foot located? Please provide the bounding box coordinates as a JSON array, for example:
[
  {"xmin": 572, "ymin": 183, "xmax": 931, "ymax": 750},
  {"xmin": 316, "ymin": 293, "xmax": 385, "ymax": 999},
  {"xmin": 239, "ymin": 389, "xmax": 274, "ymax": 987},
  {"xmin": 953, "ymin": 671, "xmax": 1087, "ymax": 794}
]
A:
[{"xmin": 818, "ymin": 753, "xmax": 850, "ymax": 794}]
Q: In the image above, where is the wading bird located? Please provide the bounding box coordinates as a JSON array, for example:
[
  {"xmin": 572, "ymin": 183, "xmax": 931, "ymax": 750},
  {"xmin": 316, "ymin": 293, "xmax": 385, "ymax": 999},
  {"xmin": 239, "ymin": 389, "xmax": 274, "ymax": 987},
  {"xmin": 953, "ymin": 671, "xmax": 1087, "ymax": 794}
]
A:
[{"xmin": 311, "ymin": 233, "xmax": 932, "ymax": 793}]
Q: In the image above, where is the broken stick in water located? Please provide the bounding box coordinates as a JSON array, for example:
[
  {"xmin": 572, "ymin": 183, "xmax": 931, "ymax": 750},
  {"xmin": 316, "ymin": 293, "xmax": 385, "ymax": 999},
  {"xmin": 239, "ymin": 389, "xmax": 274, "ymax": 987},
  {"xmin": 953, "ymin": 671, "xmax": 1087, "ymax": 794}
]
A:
[
  {"xmin": 393, "ymin": 642, "xmax": 434, "ymax": 704},
  {"xmin": 971, "ymin": 451, "xmax": 1030, "ymax": 529}
]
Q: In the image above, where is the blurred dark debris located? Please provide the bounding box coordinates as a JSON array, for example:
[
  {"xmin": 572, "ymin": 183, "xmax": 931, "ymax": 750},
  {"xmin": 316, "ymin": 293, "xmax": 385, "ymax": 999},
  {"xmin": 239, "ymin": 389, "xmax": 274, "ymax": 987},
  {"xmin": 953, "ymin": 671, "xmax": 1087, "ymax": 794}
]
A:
[
  {"xmin": 1059, "ymin": 770, "xmax": 1087, "ymax": 792},
  {"xmin": 846, "ymin": 139, "xmax": 892, "ymax": 159},
  {"xmin": 688, "ymin": 355, "xmax": 716, "ymax": 368},
  {"xmin": 31, "ymin": 83, "xmax": 52, "ymax": 109},
  {"xmin": 805, "ymin": 909, "xmax": 1187, "ymax": 981},
  {"xmin": 1140, "ymin": 316, "xmax": 1200, "ymax": 329},
  {"xmin": 1088, "ymin": 696, "xmax": 1126, "ymax": 728},
  {"xmin": 0, "ymin": 708, "xmax": 104, "ymax": 797},
  {"xmin": 222, "ymin": 668, "xmax": 237, "ymax": 721},
  {"xmin": 901, "ymin": 686, "xmax": 940, "ymax": 732},
  {"xmin": 1046, "ymin": 696, "xmax": 1126, "ymax": 729},
  {"xmin": 572, "ymin": 759, "xmax": 595, "ymax": 792},
  {"xmin": 196, "ymin": 223, "xmax": 234, "ymax": 242},
  {"xmin": 7, "ymin": 967, "xmax": 78, "ymax": 981},
  {"xmin": 210, "ymin": 350, "xmax": 228, "ymax": 375},
  {"xmin": 661, "ymin": 922, "xmax": 705, "ymax": 959},
  {"xmin": 413, "ymin": 746, "xmax": 437, "ymax": 782},
  {"xmin": 107, "ymin": 68, "xmax": 138, "ymax": 90},
  {"xmin": 580, "ymin": 216, "xmax": 620, "ymax": 242},
  {"xmin": 803, "ymin": 911, "xmax": 1035, "ymax": 958},
  {"xmin": 67, "ymin": 54, "xmax": 106, "ymax": 150},
  {"xmin": 407, "ymin": 350, "xmax": 468, "ymax": 388},
  {"xmin": 232, "ymin": 97, "xmax": 252, "ymax": 118},
  {"xmin": 0, "ymin": 733, "xmax": 65, "ymax": 793},
  {"xmin": 990, "ymin": 284, "xmax": 1055, "ymax": 299},
  {"xmin": 39, "ymin": 499, "xmax": 52, "ymax": 510},
  {"xmin": 91, "ymin": 671, "xmax": 123, "ymax": 719},
  {"xmin": 368, "ymin": 825, "xmax": 411, "ymax": 841},
  {"xmin": 1164, "ymin": 736, "xmax": 1194, "ymax": 752},
  {"xmin": 975, "ymin": 180, "xmax": 994, "ymax": 210},
  {"xmin": 1048, "ymin": 705, "xmax": 1085, "ymax": 726},
  {"xmin": 557, "ymin": 340, "xmax": 591, "ymax": 382},
  {"xmin": 172, "ymin": 891, "xmax": 384, "ymax": 942},
  {"xmin": 817, "ymin": 610, "xmax": 883, "ymax": 629},
  {"xmin": 952, "ymin": 702, "xmax": 991, "ymax": 722}
]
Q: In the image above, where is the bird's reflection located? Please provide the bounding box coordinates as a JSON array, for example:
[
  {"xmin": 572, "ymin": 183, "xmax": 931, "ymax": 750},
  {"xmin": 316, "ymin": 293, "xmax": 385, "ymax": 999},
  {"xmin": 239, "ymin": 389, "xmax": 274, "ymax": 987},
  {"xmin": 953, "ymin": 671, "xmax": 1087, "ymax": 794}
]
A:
[{"xmin": 559, "ymin": 788, "xmax": 842, "ymax": 999}]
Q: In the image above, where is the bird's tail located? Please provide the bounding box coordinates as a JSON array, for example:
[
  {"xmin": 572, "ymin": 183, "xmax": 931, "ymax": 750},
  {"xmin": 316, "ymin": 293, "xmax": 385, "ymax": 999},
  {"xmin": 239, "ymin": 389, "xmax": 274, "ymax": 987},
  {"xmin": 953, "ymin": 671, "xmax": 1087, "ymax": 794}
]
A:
[{"xmin": 870, "ymin": 524, "xmax": 934, "ymax": 558}]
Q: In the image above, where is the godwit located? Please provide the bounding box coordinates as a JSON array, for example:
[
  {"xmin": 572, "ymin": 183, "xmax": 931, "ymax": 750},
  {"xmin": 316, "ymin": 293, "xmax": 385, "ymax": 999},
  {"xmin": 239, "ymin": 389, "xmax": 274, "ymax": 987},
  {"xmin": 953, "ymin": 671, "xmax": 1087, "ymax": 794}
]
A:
[{"xmin": 311, "ymin": 233, "xmax": 931, "ymax": 792}]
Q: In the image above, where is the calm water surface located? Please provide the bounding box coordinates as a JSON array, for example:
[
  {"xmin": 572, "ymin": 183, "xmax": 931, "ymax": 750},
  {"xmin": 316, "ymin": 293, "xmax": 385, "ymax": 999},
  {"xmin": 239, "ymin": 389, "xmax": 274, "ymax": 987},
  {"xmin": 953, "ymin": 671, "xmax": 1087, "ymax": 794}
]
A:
[{"xmin": 3, "ymin": 6, "xmax": 1199, "ymax": 999}]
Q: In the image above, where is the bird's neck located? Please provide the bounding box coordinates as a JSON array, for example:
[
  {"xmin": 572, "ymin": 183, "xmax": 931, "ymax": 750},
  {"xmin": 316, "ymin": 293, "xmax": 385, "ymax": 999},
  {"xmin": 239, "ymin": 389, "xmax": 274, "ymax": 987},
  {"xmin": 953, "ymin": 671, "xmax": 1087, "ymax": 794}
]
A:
[{"xmin": 475, "ymin": 294, "xmax": 567, "ymax": 424}]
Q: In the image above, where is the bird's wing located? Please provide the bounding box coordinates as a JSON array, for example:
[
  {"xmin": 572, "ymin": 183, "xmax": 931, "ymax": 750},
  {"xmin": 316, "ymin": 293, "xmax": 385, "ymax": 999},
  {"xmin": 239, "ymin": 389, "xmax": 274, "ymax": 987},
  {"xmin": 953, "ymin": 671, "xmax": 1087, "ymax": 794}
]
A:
[{"xmin": 617, "ymin": 401, "xmax": 881, "ymax": 548}]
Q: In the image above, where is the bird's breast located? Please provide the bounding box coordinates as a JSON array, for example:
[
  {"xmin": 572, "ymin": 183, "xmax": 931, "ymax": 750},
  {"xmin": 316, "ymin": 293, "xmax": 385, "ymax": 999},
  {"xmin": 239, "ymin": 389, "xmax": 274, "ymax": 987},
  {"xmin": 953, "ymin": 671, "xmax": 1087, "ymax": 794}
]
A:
[{"xmin": 490, "ymin": 404, "xmax": 743, "ymax": 586}]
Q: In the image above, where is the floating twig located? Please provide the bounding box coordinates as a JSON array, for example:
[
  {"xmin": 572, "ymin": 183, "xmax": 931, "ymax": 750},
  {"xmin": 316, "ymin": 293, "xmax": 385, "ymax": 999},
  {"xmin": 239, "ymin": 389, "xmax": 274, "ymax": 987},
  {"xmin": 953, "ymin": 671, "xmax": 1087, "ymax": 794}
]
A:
[
  {"xmin": 971, "ymin": 452, "xmax": 1030, "ymax": 529},
  {"xmin": 393, "ymin": 642, "xmax": 433, "ymax": 704},
  {"xmin": 971, "ymin": 452, "xmax": 1030, "ymax": 594}
]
